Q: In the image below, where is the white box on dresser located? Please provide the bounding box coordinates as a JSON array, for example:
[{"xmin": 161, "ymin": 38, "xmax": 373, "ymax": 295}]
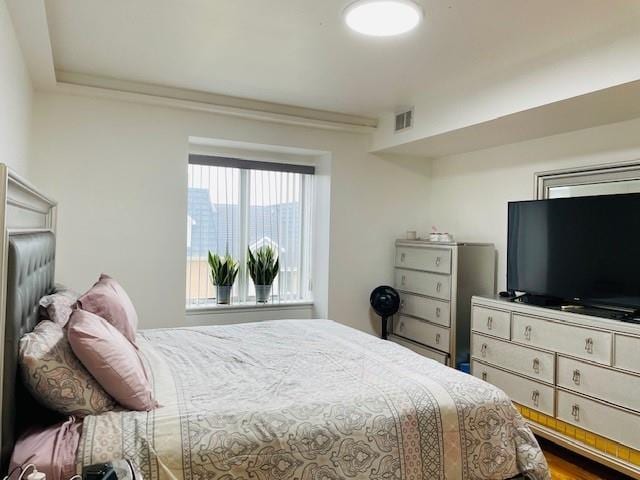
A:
[
  {"xmin": 471, "ymin": 295, "xmax": 640, "ymax": 479},
  {"xmin": 390, "ymin": 240, "xmax": 495, "ymax": 368}
]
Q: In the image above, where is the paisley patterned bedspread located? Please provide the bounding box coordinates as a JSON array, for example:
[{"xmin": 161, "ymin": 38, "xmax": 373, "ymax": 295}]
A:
[{"xmin": 77, "ymin": 320, "xmax": 549, "ymax": 480}]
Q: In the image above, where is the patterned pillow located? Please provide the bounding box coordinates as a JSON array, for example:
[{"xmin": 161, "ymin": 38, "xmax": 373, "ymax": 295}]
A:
[
  {"xmin": 19, "ymin": 320, "xmax": 117, "ymax": 417},
  {"xmin": 39, "ymin": 286, "xmax": 80, "ymax": 327}
]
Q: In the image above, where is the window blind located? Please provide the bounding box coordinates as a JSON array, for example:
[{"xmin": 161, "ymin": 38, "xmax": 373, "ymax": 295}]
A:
[{"xmin": 186, "ymin": 155, "xmax": 314, "ymax": 306}]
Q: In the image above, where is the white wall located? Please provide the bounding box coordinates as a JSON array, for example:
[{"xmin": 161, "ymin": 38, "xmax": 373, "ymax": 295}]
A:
[
  {"xmin": 427, "ymin": 116, "xmax": 640, "ymax": 291},
  {"xmin": 371, "ymin": 25, "xmax": 640, "ymax": 153},
  {"xmin": 0, "ymin": 0, "xmax": 32, "ymax": 176},
  {"xmin": 30, "ymin": 92, "xmax": 431, "ymax": 334},
  {"xmin": 187, "ymin": 304, "xmax": 314, "ymax": 326}
]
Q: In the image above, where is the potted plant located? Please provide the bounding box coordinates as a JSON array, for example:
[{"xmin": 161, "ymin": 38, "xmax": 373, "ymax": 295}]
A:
[
  {"xmin": 208, "ymin": 251, "xmax": 239, "ymax": 305},
  {"xmin": 247, "ymin": 245, "xmax": 279, "ymax": 303}
]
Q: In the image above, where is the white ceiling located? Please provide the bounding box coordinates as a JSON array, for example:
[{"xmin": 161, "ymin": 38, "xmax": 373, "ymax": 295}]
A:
[{"xmin": 44, "ymin": 0, "xmax": 640, "ymax": 117}]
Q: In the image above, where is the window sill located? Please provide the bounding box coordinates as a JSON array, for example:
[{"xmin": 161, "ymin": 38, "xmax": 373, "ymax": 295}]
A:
[{"xmin": 186, "ymin": 300, "xmax": 314, "ymax": 315}]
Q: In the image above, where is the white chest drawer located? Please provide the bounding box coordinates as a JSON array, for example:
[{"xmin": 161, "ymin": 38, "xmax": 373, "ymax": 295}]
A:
[
  {"xmin": 472, "ymin": 361, "xmax": 554, "ymax": 416},
  {"xmin": 558, "ymin": 390, "xmax": 640, "ymax": 451},
  {"xmin": 558, "ymin": 356, "xmax": 640, "ymax": 413},
  {"xmin": 394, "ymin": 315, "xmax": 450, "ymax": 353},
  {"xmin": 512, "ymin": 315, "xmax": 612, "ymax": 365},
  {"xmin": 471, "ymin": 306, "xmax": 511, "ymax": 339},
  {"xmin": 395, "ymin": 268, "xmax": 451, "ymax": 300},
  {"xmin": 614, "ymin": 334, "xmax": 640, "ymax": 374},
  {"xmin": 472, "ymin": 334, "xmax": 554, "ymax": 384},
  {"xmin": 399, "ymin": 293, "xmax": 450, "ymax": 327},
  {"xmin": 395, "ymin": 247, "xmax": 452, "ymax": 274},
  {"xmin": 390, "ymin": 335, "xmax": 449, "ymax": 365}
]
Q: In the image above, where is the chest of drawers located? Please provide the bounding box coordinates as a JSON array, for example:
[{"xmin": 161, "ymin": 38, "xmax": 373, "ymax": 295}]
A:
[
  {"xmin": 471, "ymin": 295, "xmax": 640, "ymax": 479},
  {"xmin": 389, "ymin": 240, "xmax": 495, "ymax": 367}
]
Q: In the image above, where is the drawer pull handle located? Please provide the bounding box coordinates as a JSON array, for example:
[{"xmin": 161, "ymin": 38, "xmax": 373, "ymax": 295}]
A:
[
  {"xmin": 572, "ymin": 369, "xmax": 581, "ymax": 385},
  {"xmin": 481, "ymin": 371, "xmax": 487, "ymax": 381},
  {"xmin": 532, "ymin": 358, "xmax": 540, "ymax": 374},
  {"xmin": 400, "ymin": 253, "xmax": 406, "ymax": 263},
  {"xmin": 487, "ymin": 317, "xmax": 493, "ymax": 330},
  {"xmin": 398, "ymin": 321, "xmax": 405, "ymax": 331},
  {"xmin": 436, "ymin": 282, "xmax": 442, "ymax": 293},
  {"xmin": 481, "ymin": 343, "xmax": 488, "ymax": 357},
  {"xmin": 436, "ymin": 307, "xmax": 441, "ymax": 318},
  {"xmin": 401, "ymin": 275, "xmax": 406, "ymax": 286},
  {"xmin": 435, "ymin": 333, "xmax": 441, "ymax": 344},
  {"xmin": 524, "ymin": 325, "xmax": 532, "ymax": 341},
  {"xmin": 531, "ymin": 390, "xmax": 540, "ymax": 407},
  {"xmin": 585, "ymin": 337, "xmax": 594, "ymax": 354},
  {"xmin": 400, "ymin": 300, "xmax": 405, "ymax": 311},
  {"xmin": 572, "ymin": 404, "xmax": 580, "ymax": 421},
  {"xmin": 435, "ymin": 257, "xmax": 441, "ymax": 267}
]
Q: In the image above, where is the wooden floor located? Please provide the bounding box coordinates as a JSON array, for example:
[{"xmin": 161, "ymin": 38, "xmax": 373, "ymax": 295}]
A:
[{"xmin": 539, "ymin": 438, "xmax": 634, "ymax": 480}]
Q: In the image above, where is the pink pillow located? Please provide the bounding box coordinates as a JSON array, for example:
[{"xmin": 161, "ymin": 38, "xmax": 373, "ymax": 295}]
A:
[
  {"xmin": 78, "ymin": 274, "xmax": 138, "ymax": 344},
  {"xmin": 67, "ymin": 310, "xmax": 156, "ymax": 411}
]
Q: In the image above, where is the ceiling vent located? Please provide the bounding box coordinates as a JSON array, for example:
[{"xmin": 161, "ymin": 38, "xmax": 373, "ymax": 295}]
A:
[{"xmin": 394, "ymin": 108, "xmax": 414, "ymax": 132}]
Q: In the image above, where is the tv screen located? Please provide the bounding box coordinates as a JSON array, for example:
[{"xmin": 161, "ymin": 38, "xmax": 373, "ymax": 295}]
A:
[{"xmin": 507, "ymin": 193, "xmax": 640, "ymax": 309}]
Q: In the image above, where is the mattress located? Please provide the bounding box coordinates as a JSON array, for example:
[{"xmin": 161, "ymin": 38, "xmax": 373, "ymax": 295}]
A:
[{"xmin": 76, "ymin": 319, "xmax": 550, "ymax": 480}]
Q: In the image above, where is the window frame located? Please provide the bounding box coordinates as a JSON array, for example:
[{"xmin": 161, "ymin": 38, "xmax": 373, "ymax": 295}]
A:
[{"xmin": 186, "ymin": 154, "xmax": 315, "ymax": 309}]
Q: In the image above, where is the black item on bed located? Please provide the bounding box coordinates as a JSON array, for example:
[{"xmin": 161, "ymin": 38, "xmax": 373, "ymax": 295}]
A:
[{"xmin": 1, "ymin": 232, "xmax": 61, "ymax": 473}]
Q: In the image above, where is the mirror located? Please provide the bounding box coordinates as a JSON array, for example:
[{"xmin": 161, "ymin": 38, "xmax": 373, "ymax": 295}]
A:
[
  {"xmin": 547, "ymin": 179, "xmax": 640, "ymax": 199},
  {"xmin": 536, "ymin": 161, "xmax": 640, "ymax": 199}
]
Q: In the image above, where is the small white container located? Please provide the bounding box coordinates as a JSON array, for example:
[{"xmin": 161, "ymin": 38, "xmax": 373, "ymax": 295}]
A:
[{"xmin": 429, "ymin": 232, "xmax": 454, "ymax": 242}]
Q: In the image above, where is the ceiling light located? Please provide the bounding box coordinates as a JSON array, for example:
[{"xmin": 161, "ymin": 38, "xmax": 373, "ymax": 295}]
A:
[{"xmin": 344, "ymin": 0, "xmax": 423, "ymax": 37}]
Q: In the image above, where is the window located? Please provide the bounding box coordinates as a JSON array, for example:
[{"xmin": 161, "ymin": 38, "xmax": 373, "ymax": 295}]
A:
[{"xmin": 186, "ymin": 155, "xmax": 314, "ymax": 307}]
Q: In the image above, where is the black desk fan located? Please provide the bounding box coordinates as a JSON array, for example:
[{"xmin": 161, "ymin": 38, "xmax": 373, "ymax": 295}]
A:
[{"xmin": 370, "ymin": 285, "xmax": 400, "ymax": 340}]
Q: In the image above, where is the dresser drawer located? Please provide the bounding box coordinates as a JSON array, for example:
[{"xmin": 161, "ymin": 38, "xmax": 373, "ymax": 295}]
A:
[
  {"xmin": 557, "ymin": 390, "xmax": 640, "ymax": 451},
  {"xmin": 390, "ymin": 334, "xmax": 449, "ymax": 365},
  {"xmin": 512, "ymin": 315, "xmax": 612, "ymax": 365},
  {"xmin": 395, "ymin": 246, "xmax": 452, "ymax": 274},
  {"xmin": 472, "ymin": 361, "xmax": 554, "ymax": 416},
  {"xmin": 472, "ymin": 334, "xmax": 554, "ymax": 384},
  {"xmin": 471, "ymin": 306, "xmax": 511, "ymax": 339},
  {"xmin": 399, "ymin": 293, "xmax": 450, "ymax": 327},
  {"xmin": 394, "ymin": 315, "xmax": 450, "ymax": 352},
  {"xmin": 558, "ymin": 356, "xmax": 640, "ymax": 413},
  {"xmin": 614, "ymin": 334, "xmax": 640, "ymax": 374},
  {"xmin": 395, "ymin": 268, "xmax": 451, "ymax": 300}
]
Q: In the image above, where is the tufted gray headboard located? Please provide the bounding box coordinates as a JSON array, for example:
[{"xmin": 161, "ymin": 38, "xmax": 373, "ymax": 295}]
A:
[{"xmin": 1, "ymin": 232, "xmax": 57, "ymax": 472}]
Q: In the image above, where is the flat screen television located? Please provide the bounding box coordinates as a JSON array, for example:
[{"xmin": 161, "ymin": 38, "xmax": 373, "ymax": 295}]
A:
[{"xmin": 507, "ymin": 193, "xmax": 640, "ymax": 310}]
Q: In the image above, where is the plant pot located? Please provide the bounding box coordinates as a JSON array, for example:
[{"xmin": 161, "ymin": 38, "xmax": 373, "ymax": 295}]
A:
[
  {"xmin": 255, "ymin": 284, "xmax": 272, "ymax": 303},
  {"xmin": 216, "ymin": 285, "xmax": 232, "ymax": 304}
]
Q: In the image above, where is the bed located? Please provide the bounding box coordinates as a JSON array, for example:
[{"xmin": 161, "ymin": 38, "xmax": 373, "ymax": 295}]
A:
[
  {"xmin": 0, "ymin": 164, "xmax": 550, "ymax": 480},
  {"xmin": 78, "ymin": 320, "xmax": 549, "ymax": 480}
]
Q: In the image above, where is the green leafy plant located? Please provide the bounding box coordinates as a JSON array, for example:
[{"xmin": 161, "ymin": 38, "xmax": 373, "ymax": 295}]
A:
[
  {"xmin": 247, "ymin": 245, "xmax": 279, "ymax": 286},
  {"xmin": 208, "ymin": 252, "xmax": 239, "ymax": 286}
]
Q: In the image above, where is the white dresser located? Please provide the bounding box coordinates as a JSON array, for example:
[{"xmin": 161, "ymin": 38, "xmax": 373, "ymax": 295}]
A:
[
  {"xmin": 390, "ymin": 240, "xmax": 495, "ymax": 367},
  {"xmin": 471, "ymin": 295, "xmax": 640, "ymax": 479}
]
